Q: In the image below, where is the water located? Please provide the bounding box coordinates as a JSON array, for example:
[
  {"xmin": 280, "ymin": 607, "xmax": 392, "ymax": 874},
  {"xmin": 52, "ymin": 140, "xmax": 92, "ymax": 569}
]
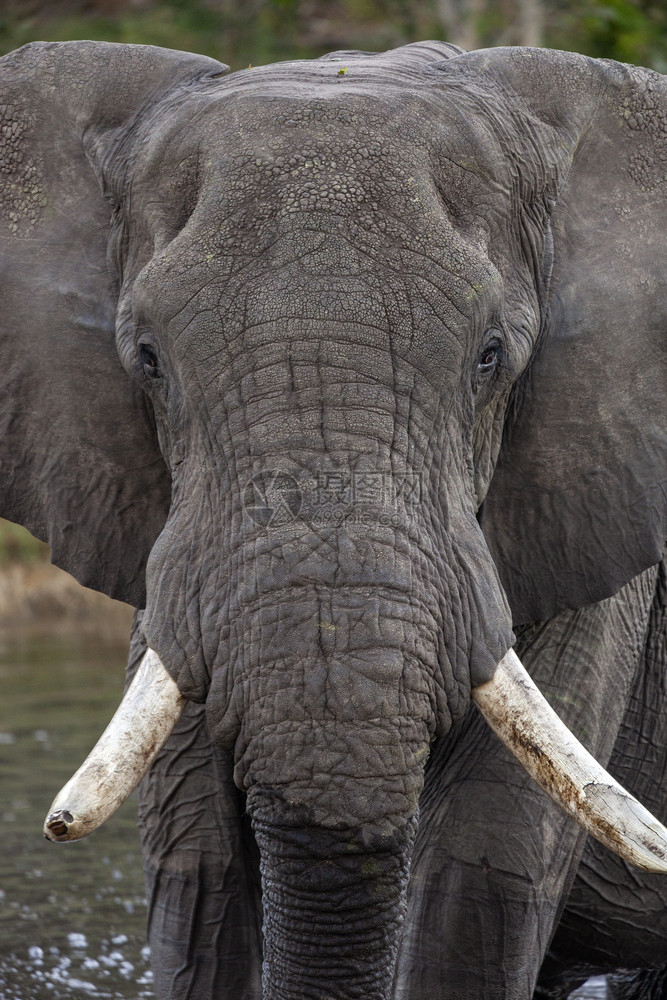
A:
[
  {"xmin": 0, "ymin": 628, "xmax": 608, "ymax": 1000},
  {"xmin": 0, "ymin": 630, "xmax": 153, "ymax": 999}
]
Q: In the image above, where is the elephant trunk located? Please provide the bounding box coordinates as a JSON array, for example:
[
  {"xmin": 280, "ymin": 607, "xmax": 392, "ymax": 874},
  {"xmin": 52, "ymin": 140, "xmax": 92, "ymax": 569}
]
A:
[
  {"xmin": 214, "ymin": 579, "xmax": 435, "ymax": 995},
  {"xmin": 251, "ymin": 792, "xmax": 417, "ymax": 1000}
]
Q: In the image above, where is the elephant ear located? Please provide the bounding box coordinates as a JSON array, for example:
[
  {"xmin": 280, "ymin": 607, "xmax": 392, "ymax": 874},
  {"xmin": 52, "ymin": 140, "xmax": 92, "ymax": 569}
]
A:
[
  {"xmin": 474, "ymin": 48, "xmax": 667, "ymax": 625},
  {"xmin": 0, "ymin": 41, "xmax": 226, "ymax": 606}
]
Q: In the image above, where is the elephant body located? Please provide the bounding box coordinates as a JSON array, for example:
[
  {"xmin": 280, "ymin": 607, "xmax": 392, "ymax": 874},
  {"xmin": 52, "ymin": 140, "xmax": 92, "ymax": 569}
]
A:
[
  {"xmin": 0, "ymin": 37, "xmax": 665, "ymax": 999},
  {"xmin": 135, "ymin": 559, "xmax": 667, "ymax": 999}
]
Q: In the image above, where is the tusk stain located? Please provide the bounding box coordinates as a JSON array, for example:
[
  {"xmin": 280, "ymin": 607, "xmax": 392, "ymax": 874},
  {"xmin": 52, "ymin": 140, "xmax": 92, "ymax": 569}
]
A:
[{"xmin": 472, "ymin": 648, "xmax": 667, "ymax": 873}]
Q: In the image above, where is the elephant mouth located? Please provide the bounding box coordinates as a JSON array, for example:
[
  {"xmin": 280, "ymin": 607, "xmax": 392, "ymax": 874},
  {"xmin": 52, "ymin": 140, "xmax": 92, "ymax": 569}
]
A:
[{"xmin": 44, "ymin": 645, "xmax": 667, "ymax": 873}]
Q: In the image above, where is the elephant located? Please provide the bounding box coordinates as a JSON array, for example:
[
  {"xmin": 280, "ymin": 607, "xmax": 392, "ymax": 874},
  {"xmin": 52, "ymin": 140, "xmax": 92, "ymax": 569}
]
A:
[{"xmin": 0, "ymin": 35, "xmax": 665, "ymax": 1000}]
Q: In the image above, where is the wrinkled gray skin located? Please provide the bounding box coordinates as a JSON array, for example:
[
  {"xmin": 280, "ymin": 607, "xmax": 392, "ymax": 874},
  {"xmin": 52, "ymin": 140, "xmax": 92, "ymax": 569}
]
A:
[{"xmin": 0, "ymin": 38, "xmax": 665, "ymax": 1000}]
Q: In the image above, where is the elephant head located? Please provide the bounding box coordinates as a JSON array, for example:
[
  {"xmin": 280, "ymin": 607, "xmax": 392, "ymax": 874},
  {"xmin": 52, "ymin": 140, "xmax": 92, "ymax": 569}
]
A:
[{"xmin": 1, "ymin": 39, "xmax": 665, "ymax": 998}]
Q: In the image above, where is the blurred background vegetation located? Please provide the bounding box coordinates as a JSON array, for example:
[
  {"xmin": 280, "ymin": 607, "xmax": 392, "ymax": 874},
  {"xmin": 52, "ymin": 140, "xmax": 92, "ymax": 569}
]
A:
[
  {"xmin": 0, "ymin": 0, "xmax": 665, "ymax": 565},
  {"xmin": 1, "ymin": 0, "xmax": 666, "ymax": 71},
  {"xmin": 0, "ymin": 519, "xmax": 47, "ymax": 564}
]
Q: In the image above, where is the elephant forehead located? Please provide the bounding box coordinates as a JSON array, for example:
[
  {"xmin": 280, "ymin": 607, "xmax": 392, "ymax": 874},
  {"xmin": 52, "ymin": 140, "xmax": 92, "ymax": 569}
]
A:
[
  {"xmin": 137, "ymin": 157, "xmax": 497, "ymax": 330},
  {"xmin": 133, "ymin": 81, "xmax": 494, "ymax": 235},
  {"xmin": 130, "ymin": 86, "xmax": 503, "ymax": 366},
  {"xmin": 213, "ymin": 107, "xmax": 417, "ymax": 195},
  {"xmin": 127, "ymin": 79, "xmax": 507, "ymax": 309},
  {"xmin": 194, "ymin": 92, "xmax": 488, "ymax": 222},
  {"xmin": 130, "ymin": 71, "xmax": 515, "ymax": 272}
]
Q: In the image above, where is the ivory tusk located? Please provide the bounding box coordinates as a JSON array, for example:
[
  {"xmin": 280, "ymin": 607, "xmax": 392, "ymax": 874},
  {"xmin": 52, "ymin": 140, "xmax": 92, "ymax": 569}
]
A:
[
  {"xmin": 472, "ymin": 648, "xmax": 667, "ymax": 873},
  {"xmin": 44, "ymin": 648, "xmax": 184, "ymax": 843}
]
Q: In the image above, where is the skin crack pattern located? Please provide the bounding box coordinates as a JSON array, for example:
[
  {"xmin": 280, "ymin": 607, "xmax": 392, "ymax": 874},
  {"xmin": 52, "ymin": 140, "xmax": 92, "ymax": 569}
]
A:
[
  {"xmin": 619, "ymin": 67, "xmax": 667, "ymax": 190},
  {"xmin": 0, "ymin": 103, "xmax": 46, "ymax": 234}
]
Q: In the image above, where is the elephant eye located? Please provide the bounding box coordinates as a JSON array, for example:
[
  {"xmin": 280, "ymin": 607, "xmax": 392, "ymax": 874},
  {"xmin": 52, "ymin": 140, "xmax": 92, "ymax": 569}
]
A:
[
  {"xmin": 477, "ymin": 340, "xmax": 502, "ymax": 377},
  {"xmin": 139, "ymin": 343, "xmax": 160, "ymax": 379}
]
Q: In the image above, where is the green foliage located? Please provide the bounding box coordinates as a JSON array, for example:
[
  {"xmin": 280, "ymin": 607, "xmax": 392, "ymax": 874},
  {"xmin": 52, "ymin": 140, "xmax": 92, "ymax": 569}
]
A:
[
  {"xmin": 0, "ymin": 1, "xmax": 238, "ymax": 64},
  {"xmin": 0, "ymin": 0, "xmax": 401, "ymax": 67},
  {"xmin": 0, "ymin": 0, "xmax": 665, "ymax": 69},
  {"xmin": 0, "ymin": 0, "xmax": 442, "ymax": 68},
  {"xmin": 548, "ymin": 0, "xmax": 667, "ymax": 72}
]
